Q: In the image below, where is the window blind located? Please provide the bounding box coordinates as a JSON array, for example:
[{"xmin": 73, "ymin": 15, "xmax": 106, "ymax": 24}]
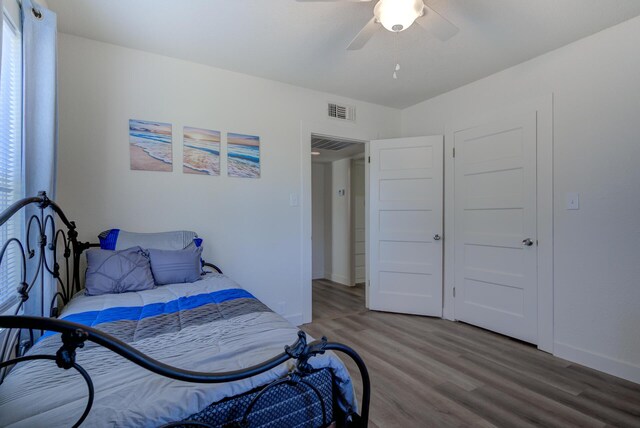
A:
[{"xmin": 0, "ymin": 9, "xmax": 23, "ymax": 314}]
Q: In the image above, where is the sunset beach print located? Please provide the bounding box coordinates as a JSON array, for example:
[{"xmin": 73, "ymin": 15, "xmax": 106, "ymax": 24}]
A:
[
  {"xmin": 228, "ymin": 133, "xmax": 260, "ymax": 178},
  {"xmin": 183, "ymin": 127, "xmax": 220, "ymax": 175},
  {"xmin": 129, "ymin": 119, "xmax": 173, "ymax": 172}
]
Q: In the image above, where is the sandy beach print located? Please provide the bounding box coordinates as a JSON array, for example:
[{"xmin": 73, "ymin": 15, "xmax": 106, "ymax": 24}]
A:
[
  {"xmin": 227, "ymin": 133, "xmax": 260, "ymax": 178},
  {"xmin": 129, "ymin": 119, "xmax": 173, "ymax": 171},
  {"xmin": 183, "ymin": 127, "xmax": 220, "ymax": 176}
]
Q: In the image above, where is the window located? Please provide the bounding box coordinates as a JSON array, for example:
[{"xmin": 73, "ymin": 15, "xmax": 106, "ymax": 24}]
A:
[{"xmin": 0, "ymin": 2, "xmax": 23, "ymax": 314}]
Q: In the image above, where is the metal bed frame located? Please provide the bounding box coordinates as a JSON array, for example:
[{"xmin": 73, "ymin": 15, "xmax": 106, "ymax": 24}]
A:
[{"xmin": 0, "ymin": 192, "xmax": 370, "ymax": 427}]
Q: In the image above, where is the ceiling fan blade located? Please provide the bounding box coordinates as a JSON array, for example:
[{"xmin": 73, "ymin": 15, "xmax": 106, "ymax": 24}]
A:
[
  {"xmin": 416, "ymin": 3, "xmax": 459, "ymax": 41},
  {"xmin": 347, "ymin": 17, "xmax": 380, "ymax": 50}
]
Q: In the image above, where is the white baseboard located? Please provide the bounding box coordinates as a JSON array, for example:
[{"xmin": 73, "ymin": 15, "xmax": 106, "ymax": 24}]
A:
[
  {"xmin": 284, "ymin": 312, "xmax": 304, "ymax": 327},
  {"xmin": 330, "ymin": 273, "xmax": 350, "ymax": 286},
  {"xmin": 554, "ymin": 341, "xmax": 640, "ymax": 384},
  {"xmin": 312, "ymin": 270, "xmax": 325, "ymax": 280}
]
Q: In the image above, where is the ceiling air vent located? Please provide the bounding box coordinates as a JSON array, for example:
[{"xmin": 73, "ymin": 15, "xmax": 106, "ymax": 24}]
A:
[
  {"xmin": 311, "ymin": 134, "xmax": 362, "ymax": 151},
  {"xmin": 328, "ymin": 103, "xmax": 356, "ymax": 122}
]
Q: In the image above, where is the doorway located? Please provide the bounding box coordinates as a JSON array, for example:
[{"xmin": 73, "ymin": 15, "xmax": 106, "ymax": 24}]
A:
[
  {"xmin": 310, "ymin": 134, "xmax": 367, "ymax": 320},
  {"xmin": 444, "ymin": 95, "xmax": 554, "ymax": 352}
]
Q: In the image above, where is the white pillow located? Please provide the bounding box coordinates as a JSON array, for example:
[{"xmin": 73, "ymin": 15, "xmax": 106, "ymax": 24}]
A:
[{"xmin": 98, "ymin": 229, "xmax": 200, "ymax": 251}]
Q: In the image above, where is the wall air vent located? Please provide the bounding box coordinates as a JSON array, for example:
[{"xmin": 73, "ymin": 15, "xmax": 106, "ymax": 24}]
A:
[{"xmin": 328, "ymin": 103, "xmax": 356, "ymax": 122}]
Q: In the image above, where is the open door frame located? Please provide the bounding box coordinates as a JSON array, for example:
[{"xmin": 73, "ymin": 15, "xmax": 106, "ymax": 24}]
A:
[{"xmin": 300, "ymin": 120, "xmax": 378, "ymax": 325}]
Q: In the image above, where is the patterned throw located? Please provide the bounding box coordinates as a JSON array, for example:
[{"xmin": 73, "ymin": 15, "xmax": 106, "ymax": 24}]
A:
[{"xmin": 0, "ymin": 275, "xmax": 355, "ymax": 427}]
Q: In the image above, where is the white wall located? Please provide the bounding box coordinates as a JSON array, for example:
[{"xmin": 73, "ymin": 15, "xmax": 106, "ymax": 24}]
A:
[
  {"xmin": 402, "ymin": 16, "xmax": 640, "ymax": 382},
  {"xmin": 315, "ymin": 157, "xmax": 364, "ymax": 286},
  {"xmin": 56, "ymin": 34, "xmax": 401, "ymax": 325},
  {"xmin": 328, "ymin": 158, "xmax": 351, "ymax": 285},
  {"xmin": 311, "ymin": 162, "xmax": 326, "ymax": 279}
]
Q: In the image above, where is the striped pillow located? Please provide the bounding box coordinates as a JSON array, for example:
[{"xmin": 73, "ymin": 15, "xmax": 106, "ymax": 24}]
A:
[{"xmin": 148, "ymin": 246, "xmax": 203, "ymax": 285}]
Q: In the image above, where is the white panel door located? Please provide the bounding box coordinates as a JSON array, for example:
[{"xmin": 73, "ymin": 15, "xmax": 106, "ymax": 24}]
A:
[
  {"xmin": 369, "ymin": 136, "xmax": 443, "ymax": 316},
  {"xmin": 454, "ymin": 112, "xmax": 538, "ymax": 344}
]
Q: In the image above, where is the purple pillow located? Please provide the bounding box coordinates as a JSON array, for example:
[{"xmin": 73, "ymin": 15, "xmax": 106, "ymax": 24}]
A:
[
  {"xmin": 148, "ymin": 246, "xmax": 202, "ymax": 285},
  {"xmin": 85, "ymin": 246, "xmax": 155, "ymax": 296}
]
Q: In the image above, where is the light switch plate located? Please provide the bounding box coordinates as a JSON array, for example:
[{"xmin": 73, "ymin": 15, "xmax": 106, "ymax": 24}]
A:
[{"xmin": 566, "ymin": 192, "xmax": 580, "ymax": 210}]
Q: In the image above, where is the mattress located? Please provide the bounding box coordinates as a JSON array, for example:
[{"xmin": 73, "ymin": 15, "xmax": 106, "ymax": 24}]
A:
[{"xmin": 0, "ymin": 274, "xmax": 355, "ymax": 427}]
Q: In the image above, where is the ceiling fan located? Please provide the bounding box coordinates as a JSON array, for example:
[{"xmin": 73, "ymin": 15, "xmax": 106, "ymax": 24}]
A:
[{"xmin": 297, "ymin": 0, "xmax": 459, "ymax": 50}]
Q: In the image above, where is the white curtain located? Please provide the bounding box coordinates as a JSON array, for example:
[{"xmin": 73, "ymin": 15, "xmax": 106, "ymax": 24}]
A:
[{"xmin": 22, "ymin": 0, "xmax": 58, "ymax": 318}]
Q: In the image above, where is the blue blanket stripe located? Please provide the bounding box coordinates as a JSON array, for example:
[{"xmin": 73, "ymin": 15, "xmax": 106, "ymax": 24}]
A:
[{"xmin": 43, "ymin": 288, "xmax": 255, "ymax": 338}]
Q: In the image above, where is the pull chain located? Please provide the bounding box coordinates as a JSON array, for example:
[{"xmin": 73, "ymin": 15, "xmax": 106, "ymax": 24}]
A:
[{"xmin": 393, "ymin": 32, "xmax": 400, "ymax": 79}]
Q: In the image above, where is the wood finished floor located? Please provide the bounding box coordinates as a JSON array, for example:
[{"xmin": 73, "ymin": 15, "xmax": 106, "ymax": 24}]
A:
[{"xmin": 302, "ymin": 279, "xmax": 640, "ymax": 428}]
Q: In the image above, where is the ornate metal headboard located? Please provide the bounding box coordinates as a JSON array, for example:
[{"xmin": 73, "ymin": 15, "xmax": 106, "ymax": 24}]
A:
[{"xmin": 0, "ymin": 191, "xmax": 95, "ymax": 368}]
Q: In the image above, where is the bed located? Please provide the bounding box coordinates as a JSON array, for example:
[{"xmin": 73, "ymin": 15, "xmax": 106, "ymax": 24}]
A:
[{"xmin": 0, "ymin": 193, "xmax": 370, "ymax": 427}]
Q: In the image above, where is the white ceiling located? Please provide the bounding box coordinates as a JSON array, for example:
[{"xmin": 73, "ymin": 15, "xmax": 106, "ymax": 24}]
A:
[{"xmin": 48, "ymin": 0, "xmax": 640, "ymax": 109}]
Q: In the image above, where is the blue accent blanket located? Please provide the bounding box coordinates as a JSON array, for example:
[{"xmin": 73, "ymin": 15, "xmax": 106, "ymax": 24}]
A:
[{"xmin": 43, "ymin": 288, "xmax": 256, "ymax": 339}]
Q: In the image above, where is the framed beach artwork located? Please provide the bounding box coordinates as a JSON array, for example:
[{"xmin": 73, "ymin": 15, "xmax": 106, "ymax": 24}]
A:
[
  {"xmin": 129, "ymin": 119, "xmax": 173, "ymax": 172},
  {"xmin": 183, "ymin": 127, "xmax": 221, "ymax": 175},
  {"xmin": 227, "ymin": 133, "xmax": 260, "ymax": 178}
]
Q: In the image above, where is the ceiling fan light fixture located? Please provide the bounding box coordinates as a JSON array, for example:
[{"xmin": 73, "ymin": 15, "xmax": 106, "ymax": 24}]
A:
[{"xmin": 375, "ymin": 0, "xmax": 424, "ymax": 33}]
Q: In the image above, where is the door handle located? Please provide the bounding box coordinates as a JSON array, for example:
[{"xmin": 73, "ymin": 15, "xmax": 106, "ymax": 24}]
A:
[
  {"xmin": 434, "ymin": 234, "xmax": 442, "ymax": 241},
  {"xmin": 522, "ymin": 238, "xmax": 534, "ymax": 247}
]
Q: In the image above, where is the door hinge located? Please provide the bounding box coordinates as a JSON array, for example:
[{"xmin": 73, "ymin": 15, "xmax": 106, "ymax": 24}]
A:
[
  {"xmin": 368, "ymin": 156, "xmax": 371, "ymax": 163},
  {"xmin": 453, "ymin": 287, "xmax": 456, "ymax": 298},
  {"xmin": 453, "ymin": 147, "xmax": 456, "ymax": 158}
]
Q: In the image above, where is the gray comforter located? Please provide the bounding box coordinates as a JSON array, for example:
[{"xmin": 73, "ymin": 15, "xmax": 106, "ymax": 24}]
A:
[{"xmin": 0, "ymin": 274, "xmax": 355, "ymax": 427}]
